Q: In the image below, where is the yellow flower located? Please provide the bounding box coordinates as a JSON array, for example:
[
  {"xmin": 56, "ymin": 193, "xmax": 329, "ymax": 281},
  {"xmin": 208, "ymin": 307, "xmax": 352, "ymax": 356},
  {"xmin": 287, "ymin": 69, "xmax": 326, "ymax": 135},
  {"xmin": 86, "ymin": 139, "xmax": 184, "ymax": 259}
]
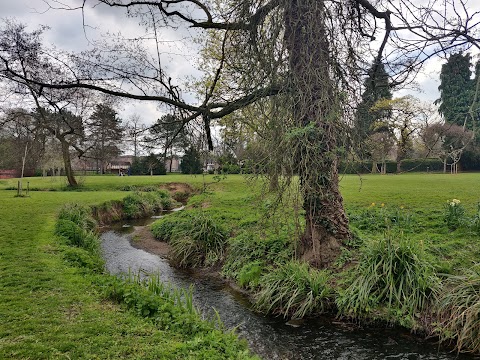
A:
[
  {"xmin": 381, "ymin": 203, "xmax": 385, "ymax": 207},
  {"xmin": 371, "ymin": 202, "xmax": 376, "ymax": 207},
  {"xmin": 400, "ymin": 205, "xmax": 404, "ymax": 209}
]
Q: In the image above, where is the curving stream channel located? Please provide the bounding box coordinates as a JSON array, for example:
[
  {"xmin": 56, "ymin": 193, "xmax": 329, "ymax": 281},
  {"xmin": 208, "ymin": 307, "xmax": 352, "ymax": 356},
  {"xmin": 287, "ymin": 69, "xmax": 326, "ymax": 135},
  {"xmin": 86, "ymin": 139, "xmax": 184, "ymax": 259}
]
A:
[{"xmin": 101, "ymin": 217, "xmax": 475, "ymax": 360}]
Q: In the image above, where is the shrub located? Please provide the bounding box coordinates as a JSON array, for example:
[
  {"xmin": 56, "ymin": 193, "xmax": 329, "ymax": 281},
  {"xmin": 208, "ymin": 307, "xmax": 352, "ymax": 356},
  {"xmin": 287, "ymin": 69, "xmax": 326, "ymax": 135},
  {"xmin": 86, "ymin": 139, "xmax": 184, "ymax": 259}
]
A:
[
  {"xmin": 151, "ymin": 215, "xmax": 188, "ymax": 241},
  {"xmin": 63, "ymin": 246, "xmax": 104, "ymax": 272},
  {"xmin": 254, "ymin": 261, "xmax": 332, "ymax": 319},
  {"xmin": 469, "ymin": 203, "xmax": 480, "ymax": 234},
  {"xmin": 435, "ymin": 265, "xmax": 480, "ymax": 353},
  {"xmin": 103, "ymin": 272, "xmax": 204, "ymax": 333},
  {"xmin": 336, "ymin": 232, "xmax": 439, "ymax": 326},
  {"xmin": 55, "ymin": 219, "xmax": 100, "ymax": 254},
  {"xmin": 399, "ymin": 158, "xmax": 444, "ymax": 172}
]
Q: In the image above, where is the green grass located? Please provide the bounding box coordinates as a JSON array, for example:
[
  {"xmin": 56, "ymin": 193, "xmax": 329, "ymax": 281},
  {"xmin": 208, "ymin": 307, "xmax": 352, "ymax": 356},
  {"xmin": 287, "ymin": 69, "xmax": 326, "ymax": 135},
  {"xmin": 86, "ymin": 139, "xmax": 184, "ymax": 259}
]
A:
[
  {"xmin": 0, "ymin": 186, "xmax": 257, "ymax": 359},
  {"xmin": 2, "ymin": 172, "xmax": 480, "ymax": 355}
]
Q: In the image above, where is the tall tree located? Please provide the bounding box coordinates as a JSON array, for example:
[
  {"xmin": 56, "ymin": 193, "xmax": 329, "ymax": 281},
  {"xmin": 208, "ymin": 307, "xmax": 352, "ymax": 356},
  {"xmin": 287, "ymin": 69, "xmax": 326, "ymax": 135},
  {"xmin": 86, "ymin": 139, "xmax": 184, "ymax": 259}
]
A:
[
  {"xmin": 147, "ymin": 114, "xmax": 189, "ymax": 171},
  {"xmin": 2, "ymin": 1, "xmax": 479, "ymax": 267},
  {"xmin": 125, "ymin": 114, "xmax": 147, "ymax": 158},
  {"xmin": 0, "ymin": 21, "xmax": 93, "ymax": 186},
  {"xmin": 180, "ymin": 147, "xmax": 203, "ymax": 175},
  {"xmin": 88, "ymin": 103, "xmax": 124, "ymax": 174},
  {"xmin": 437, "ymin": 53, "xmax": 474, "ymax": 128},
  {"xmin": 355, "ymin": 61, "xmax": 393, "ymax": 145}
]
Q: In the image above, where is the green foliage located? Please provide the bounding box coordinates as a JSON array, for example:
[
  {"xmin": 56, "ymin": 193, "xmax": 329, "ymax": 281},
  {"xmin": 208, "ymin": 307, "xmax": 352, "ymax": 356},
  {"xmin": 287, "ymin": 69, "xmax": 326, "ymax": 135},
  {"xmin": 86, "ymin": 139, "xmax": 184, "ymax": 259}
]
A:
[
  {"xmin": 339, "ymin": 160, "xmax": 396, "ymax": 174},
  {"xmin": 130, "ymin": 154, "xmax": 167, "ymax": 175},
  {"xmin": 222, "ymin": 230, "xmax": 295, "ymax": 283},
  {"xmin": 55, "ymin": 219, "xmax": 100, "ymax": 253},
  {"xmin": 355, "ymin": 61, "xmax": 392, "ymax": 144},
  {"xmin": 181, "ymin": 147, "xmax": 203, "ymax": 174},
  {"xmin": 151, "ymin": 215, "xmax": 187, "ymax": 241},
  {"xmin": 435, "ymin": 265, "xmax": 480, "ymax": 353},
  {"xmin": 238, "ymin": 261, "xmax": 264, "ymax": 289},
  {"xmin": 153, "ymin": 212, "xmax": 229, "ymax": 267},
  {"xmin": 349, "ymin": 204, "xmax": 415, "ymax": 233},
  {"xmin": 398, "ymin": 158, "xmax": 445, "ymax": 172},
  {"xmin": 123, "ymin": 190, "xmax": 171, "ymax": 218},
  {"xmin": 438, "ymin": 53, "xmax": 475, "ymax": 127},
  {"xmin": 337, "ymin": 233, "xmax": 439, "ymax": 326},
  {"xmin": 220, "ymin": 162, "xmax": 241, "ymax": 174},
  {"xmin": 57, "ymin": 203, "xmax": 97, "ymax": 231},
  {"xmin": 255, "ymin": 261, "xmax": 332, "ymax": 319},
  {"xmin": 62, "ymin": 246, "xmax": 104, "ymax": 272},
  {"xmin": 102, "ymin": 273, "xmax": 257, "ymax": 358},
  {"xmin": 104, "ymin": 273, "xmax": 200, "ymax": 326},
  {"xmin": 444, "ymin": 199, "xmax": 466, "ymax": 230}
]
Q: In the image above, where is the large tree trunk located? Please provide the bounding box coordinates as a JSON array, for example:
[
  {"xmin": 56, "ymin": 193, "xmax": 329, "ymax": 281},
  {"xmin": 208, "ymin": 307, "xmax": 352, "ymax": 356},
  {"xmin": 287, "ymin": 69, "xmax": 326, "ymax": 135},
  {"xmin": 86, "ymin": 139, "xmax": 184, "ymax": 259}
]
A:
[
  {"xmin": 60, "ymin": 139, "xmax": 77, "ymax": 187},
  {"xmin": 285, "ymin": 0, "xmax": 350, "ymax": 268}
]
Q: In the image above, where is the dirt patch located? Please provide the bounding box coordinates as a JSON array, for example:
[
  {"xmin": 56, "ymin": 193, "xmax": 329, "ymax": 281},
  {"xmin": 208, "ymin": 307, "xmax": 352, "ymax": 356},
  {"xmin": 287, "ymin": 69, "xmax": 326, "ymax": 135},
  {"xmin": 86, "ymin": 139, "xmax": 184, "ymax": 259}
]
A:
[
  {"xmin": 130, "ymin": 226, "xmax": 171, "ymax": 258},
  {"xmin": 160, "ymin": 182, "xmax": 197, "ymax": 204},
  {"xmin": 160, "ymin": 182, "xmax": 195, "ymax": 193}
]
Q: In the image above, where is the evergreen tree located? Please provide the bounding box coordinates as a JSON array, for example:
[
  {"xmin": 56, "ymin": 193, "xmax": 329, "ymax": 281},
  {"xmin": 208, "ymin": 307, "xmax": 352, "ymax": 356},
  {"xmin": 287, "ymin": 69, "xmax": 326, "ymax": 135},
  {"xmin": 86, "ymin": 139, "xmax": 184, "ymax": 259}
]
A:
[
  {"xmin": 355, "ymin": 61, "xmax": 392, "ymax": 141},
  {"xmin": 180, "ymin": 147, "xmax": 203, "ymax": 174},
  {"xmin": 437, "ymin": 53, "xmax": 473, "ymax": 128},
  {"xmin": 88, "ymin": 103, "xmax": 124, "ymax": 174},
  {"xmin": 129, "ymin": 154, "xmax": 166, "ymax": 175}
]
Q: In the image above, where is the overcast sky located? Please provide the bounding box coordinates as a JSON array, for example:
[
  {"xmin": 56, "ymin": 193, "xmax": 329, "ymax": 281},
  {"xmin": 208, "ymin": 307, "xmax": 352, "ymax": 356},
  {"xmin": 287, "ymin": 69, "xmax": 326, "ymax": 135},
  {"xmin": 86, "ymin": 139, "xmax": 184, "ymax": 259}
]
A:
[{"xmin": 1, "ymin": 0, "xmax": 478, "ymax": 127}]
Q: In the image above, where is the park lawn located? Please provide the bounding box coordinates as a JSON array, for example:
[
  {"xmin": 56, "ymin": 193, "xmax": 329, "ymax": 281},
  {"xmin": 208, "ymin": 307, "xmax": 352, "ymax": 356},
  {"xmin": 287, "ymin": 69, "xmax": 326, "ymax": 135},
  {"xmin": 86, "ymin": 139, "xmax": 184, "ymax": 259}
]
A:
[
  {"xmin": 0, "ymin": 189, "xmax": 255, "ymax": 359},
  {"xmin": 1, "ymin": 172, "xmax": 479, "ymax": 357}
]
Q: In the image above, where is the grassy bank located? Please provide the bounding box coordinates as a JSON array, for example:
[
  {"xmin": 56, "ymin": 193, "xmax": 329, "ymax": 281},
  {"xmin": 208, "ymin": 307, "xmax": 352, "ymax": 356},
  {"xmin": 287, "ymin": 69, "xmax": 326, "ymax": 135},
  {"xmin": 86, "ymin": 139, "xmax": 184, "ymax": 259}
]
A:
[
  {"xmin": 1, "ymin": 173, "xmax": 480, "ymax": 355},
  {"xmin": 146, "ymin": 173, "xmax": 480, "ymax": 353},
  {"xmin": 0, "ymin": 184, "xmax": 257, "ymax": 359}
]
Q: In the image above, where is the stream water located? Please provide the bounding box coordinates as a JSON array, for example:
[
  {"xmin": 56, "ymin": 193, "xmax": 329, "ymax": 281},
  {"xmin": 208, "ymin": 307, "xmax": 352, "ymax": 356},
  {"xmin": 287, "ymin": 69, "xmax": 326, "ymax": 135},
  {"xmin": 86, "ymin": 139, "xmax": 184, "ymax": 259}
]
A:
[{"xmin": 101, "ymin": 218, "xmax": 476, "ymax": 360}]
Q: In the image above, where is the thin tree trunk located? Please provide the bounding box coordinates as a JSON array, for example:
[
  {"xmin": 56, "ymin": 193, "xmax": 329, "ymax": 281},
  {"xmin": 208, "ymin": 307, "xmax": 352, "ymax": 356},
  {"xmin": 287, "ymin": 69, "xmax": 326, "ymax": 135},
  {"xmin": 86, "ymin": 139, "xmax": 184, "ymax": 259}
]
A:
[
  {"xmin": 285, "ymin": 0, "xmax": 350, "ymax": 268},
  {"xmin": 60, "ymin": 140, "xmax": 77, "ymax": 187}
]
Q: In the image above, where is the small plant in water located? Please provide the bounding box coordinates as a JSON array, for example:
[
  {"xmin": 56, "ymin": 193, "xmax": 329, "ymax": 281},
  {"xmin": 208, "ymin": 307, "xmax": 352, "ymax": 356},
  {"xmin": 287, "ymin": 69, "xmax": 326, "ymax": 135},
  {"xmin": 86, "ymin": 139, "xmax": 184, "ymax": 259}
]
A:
[{"xmin": 444, "ymin": 199, "xmax": 465, "ymax": 230}]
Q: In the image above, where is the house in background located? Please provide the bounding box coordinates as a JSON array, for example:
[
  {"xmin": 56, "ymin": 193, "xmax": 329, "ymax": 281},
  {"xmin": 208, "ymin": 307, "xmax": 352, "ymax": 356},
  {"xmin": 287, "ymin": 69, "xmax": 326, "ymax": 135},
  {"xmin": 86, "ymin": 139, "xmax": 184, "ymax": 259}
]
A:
[
  {"xmin": 165, "ymin": 155, "xmax": 181, "ymax": 172},
  {"xmin": 107, "ymin": 155, "xmax": 134, "ymax": 175}
]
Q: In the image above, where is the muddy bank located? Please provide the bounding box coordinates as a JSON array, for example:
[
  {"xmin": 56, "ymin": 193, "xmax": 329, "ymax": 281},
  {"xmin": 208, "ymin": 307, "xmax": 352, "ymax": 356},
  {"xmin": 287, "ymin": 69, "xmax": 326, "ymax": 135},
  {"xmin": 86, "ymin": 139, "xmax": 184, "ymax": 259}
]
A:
[{"xmin": 130, "ymin": 225, "xmax": 171, "ymax": 257}]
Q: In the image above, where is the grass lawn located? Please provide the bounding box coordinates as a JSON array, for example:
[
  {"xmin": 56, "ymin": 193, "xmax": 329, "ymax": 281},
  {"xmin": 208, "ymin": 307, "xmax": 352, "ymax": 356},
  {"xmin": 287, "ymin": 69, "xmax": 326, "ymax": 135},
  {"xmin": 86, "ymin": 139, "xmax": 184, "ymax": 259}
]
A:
[
  {"xmin": 1, "ymin": 172, "xmax": 479, "ymax": 357},
  {"xmin": 0, "ymin": 184, "xmax": 255, "ymax": 359}
]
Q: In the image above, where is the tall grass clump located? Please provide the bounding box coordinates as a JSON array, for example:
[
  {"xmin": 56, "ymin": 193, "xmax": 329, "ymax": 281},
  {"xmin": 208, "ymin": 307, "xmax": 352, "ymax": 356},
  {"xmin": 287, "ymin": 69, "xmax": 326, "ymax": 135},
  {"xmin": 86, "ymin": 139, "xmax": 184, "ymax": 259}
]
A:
[
  {"xmin": 255, "ymin": 261, "xmax": 332, "ymax": 319},
  {"xmin": 435, "ymin": 265, "xmax": 480, "ymax": 353},
  {"xmin": 336, "ymin": 232, "xmax": 439, "ymax": 327},
  {"xmin": 152, "ymin": 212, "xmax": 229, "ymax": 268},
  {"xmin": 222, "ymin": 229, "xmax": 295, "ymax": 288},
  {"xmin": 57, "ymin": 203, "xmax": 97, "ymax": 231},
  {"xmin": 55, "ymin": 203, "xmax": 103, "ymax": 271},
  {"xmin": 151, "ymin": 214, "xmax": 189, "ymax": 241},
  {"xmin": 103, "ymin": 272, "xmax": 257, "ymax": 358},
  {"xmin": 123, "ymin": 190, "xmax": 172, "ymax": 218}
]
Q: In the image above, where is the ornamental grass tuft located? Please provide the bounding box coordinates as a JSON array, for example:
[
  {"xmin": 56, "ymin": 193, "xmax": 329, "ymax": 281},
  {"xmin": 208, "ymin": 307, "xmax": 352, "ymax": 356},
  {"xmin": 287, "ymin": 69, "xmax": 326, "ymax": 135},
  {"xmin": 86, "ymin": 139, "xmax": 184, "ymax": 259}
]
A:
[
  {"xmin": 336, "ymin": 231, "xmax": 439, "ymax": 326},
  {"xmin": 435, "ymin": 265, "xmax": 480, "ymax": 353},
  {"xmin": 254, "ymin": 261, "xmax": 332, "ymax": 319}
]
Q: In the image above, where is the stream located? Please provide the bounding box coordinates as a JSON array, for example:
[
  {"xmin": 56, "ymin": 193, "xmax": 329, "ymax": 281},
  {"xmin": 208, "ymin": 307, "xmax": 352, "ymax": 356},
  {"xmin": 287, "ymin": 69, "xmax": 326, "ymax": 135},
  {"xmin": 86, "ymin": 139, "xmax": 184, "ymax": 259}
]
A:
[{"xmin": 101, "ymin": 217, "xmax": 476, "ymax": 360}]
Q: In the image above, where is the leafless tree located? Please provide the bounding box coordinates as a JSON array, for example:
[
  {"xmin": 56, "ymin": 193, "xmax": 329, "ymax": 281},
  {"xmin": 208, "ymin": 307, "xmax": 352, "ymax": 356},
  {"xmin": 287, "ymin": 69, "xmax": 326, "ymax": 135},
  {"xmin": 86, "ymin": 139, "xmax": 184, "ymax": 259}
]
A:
[{"xmin": 1, "ymin": 1, "xmax": 479, "ymax": 266}]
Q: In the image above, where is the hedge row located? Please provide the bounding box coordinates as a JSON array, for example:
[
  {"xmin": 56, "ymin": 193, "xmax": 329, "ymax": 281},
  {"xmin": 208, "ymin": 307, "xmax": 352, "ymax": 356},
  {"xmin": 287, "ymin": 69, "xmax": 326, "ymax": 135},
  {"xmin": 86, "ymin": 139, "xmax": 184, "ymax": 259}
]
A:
[{"xmin": 339, "ymin": 158, "xmax": 445, "ymax": 174}]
